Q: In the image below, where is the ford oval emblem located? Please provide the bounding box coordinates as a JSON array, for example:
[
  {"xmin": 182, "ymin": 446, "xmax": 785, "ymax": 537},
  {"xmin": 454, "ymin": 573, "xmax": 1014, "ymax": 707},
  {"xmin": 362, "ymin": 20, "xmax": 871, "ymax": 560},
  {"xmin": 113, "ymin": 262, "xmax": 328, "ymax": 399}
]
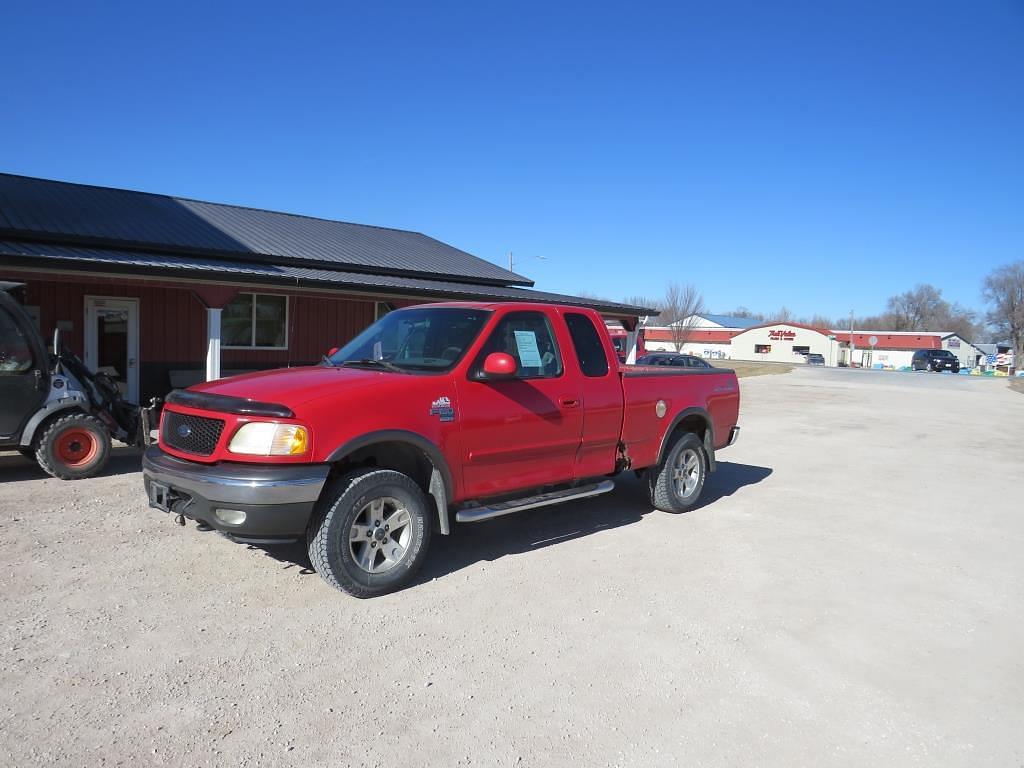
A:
[{"xmin": 176, "ymin": 423, "xmax": 192, "ymax": 438}]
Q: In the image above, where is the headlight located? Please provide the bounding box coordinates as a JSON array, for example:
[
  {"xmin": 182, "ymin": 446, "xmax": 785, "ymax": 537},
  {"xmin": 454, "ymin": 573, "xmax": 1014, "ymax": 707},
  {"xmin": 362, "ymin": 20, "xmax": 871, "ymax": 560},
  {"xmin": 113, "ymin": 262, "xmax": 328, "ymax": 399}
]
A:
[{"xmin": 228, "ymin": 422, "xmax": 309, "ymax": 456}]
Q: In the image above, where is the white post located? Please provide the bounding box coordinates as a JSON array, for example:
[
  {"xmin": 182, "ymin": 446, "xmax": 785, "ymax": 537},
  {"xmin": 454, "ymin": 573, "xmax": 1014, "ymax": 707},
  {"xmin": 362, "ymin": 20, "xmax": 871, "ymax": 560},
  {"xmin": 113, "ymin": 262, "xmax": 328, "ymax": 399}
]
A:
[
  {"xmin": 625, "ymin": 331, "xmax": 639, "ymax": 364},
  {"xmin": 206, "ymin": 307, "xmax": 222, "ymax": 381}
]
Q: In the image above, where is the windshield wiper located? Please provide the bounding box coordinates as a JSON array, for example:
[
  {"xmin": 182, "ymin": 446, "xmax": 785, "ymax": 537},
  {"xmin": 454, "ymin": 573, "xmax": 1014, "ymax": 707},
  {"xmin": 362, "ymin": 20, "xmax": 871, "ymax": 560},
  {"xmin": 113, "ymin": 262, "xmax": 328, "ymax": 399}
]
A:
[
  {"xmin": 321, "ymin": 355, "xmax": 336, "ymax": 367},
  {"xmin": 340, "ymin": 358, "xmax": 409, "ymax": 374}
]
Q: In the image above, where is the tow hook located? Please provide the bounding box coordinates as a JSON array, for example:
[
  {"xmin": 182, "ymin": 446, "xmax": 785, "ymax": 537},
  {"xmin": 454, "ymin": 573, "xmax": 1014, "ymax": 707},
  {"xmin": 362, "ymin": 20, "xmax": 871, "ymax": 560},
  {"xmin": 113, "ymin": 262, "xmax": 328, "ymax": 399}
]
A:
[{"xmin": 174, "ymin": 513, "xmax": 186, "ymax": 526}]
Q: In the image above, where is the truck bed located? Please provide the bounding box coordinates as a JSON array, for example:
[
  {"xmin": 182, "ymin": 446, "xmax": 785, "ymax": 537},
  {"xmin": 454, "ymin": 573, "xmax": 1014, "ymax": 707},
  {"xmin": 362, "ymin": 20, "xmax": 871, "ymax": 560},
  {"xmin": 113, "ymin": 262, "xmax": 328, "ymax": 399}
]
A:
[{"xmin": 620, "ymin": 365, "xmax": 741, "ymax": 470}]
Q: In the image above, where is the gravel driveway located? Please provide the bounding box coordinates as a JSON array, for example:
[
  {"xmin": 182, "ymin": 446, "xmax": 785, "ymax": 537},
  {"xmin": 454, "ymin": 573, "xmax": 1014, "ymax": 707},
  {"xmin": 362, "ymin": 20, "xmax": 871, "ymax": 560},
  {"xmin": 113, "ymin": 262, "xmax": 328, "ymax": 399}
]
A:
[{"xmin": 1, "ymin": 368, "xmax": 1021, "ymax": 767}]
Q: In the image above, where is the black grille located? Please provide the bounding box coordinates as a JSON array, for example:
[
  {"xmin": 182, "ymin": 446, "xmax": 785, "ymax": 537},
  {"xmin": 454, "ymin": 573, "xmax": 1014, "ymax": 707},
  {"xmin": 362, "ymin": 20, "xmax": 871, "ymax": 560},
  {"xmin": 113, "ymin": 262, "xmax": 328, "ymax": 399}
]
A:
[{"xmin": 162, "ymin": 411, "xmax": 225, "ymax": 456}]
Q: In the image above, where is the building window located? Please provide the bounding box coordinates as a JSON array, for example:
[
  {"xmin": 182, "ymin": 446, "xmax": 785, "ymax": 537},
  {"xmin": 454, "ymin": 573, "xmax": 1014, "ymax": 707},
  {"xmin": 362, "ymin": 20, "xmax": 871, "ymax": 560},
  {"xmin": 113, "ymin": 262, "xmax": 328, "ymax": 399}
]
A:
[
  {"xmin": 375, "ymin": 301, "xmax": 396, "ymax": 321},
  {"xmin": 222, "ymin": 293, "xmax": 288, "ymax": 349},
  {"xmin": 792, "ymin": 345, "xmax": 810, "ymax": 355},
  {"xmin": 755, "ymin": 344, "xmax": 771, "ymax": 354}
]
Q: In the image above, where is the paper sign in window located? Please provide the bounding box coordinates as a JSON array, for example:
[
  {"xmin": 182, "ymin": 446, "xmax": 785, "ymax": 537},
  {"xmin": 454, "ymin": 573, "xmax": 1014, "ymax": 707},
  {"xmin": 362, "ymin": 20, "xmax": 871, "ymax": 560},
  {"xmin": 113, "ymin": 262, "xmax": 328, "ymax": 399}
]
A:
[{"xmin": 513, "ymin": 330, "xmax": 543, "ymax": 367}]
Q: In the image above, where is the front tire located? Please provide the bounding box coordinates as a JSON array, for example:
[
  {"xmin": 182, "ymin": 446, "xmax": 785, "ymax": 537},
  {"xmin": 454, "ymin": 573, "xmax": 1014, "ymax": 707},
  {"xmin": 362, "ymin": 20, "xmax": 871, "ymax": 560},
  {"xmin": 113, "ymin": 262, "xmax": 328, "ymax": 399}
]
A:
[
  {"xmin": 35, "ymin": 412, "xmax": 111, "ymax": 480},
  {"xmin": 648, "ymin": 432, "xmax": 708, "ymax": 513},
  {"xmin": 307, "ymin": 469, "xmax": 432, "ymax": 598}
]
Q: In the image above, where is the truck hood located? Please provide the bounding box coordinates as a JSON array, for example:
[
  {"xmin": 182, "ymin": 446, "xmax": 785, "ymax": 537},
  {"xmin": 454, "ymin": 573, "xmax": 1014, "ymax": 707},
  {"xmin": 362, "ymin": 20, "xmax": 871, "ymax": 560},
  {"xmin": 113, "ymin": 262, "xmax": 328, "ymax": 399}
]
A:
[{"xmin": 189, "ymin": 365, "xmax": 393, "ymax": 408}]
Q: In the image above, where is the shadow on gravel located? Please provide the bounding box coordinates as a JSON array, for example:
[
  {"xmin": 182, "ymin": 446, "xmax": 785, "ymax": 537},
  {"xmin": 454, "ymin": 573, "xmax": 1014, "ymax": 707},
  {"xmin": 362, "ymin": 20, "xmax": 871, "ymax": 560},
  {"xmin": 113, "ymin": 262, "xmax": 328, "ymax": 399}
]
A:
[
  {"xmin": 0, "ymin": 446, "xmax": 143, "ymax": 482},
  {"xmin": 243, "ymin": 461, "xmax": 773, "ymax": 587}
]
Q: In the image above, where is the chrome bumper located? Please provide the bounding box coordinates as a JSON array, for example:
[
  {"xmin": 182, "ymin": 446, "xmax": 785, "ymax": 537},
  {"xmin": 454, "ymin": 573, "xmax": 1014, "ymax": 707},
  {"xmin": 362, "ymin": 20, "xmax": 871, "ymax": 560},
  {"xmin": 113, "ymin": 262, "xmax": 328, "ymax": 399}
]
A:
[{"xmin": 142, "ymin": 446, "xmax": 329, "ymax": 506}]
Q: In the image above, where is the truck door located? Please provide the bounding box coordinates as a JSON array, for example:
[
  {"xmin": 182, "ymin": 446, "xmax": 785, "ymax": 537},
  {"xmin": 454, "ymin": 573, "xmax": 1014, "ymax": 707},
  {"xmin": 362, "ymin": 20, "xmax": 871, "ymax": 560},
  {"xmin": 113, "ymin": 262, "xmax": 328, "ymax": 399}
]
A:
[
  {"xmin": 458, "ymin": 310, "xmax": 583, "ymax": 499},
  {"xmin": 563, "ymin": 312, "xmax": 624, "ymax": 479},
  {"xmin": 0, "ymin": 292, "xmax": 49, "ymax": 442}
]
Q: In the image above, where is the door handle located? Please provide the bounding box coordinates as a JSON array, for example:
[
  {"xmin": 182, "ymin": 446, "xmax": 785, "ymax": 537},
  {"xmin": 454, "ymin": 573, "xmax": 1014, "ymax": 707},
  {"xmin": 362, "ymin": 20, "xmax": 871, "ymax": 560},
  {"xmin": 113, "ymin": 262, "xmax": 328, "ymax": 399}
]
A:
[{"xmin": 559, "ymin": 397, "xmax": 580, "ymax": 409}]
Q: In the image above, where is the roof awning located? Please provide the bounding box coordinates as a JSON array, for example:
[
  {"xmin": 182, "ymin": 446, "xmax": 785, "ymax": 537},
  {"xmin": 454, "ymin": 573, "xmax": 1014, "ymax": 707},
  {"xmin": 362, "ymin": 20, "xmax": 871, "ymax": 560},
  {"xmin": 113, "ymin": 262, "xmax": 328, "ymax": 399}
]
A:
[{"xmin": 0, "ymin": 240, "xmax": 656, "ymax": 318}]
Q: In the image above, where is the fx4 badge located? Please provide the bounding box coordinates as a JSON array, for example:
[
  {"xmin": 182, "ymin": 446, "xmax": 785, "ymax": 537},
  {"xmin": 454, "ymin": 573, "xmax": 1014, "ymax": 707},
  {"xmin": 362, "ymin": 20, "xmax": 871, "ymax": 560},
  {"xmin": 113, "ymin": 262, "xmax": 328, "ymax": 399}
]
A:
[{"xmin": 429, "ymin": 396, "xmax": 456, "ymax": 423}]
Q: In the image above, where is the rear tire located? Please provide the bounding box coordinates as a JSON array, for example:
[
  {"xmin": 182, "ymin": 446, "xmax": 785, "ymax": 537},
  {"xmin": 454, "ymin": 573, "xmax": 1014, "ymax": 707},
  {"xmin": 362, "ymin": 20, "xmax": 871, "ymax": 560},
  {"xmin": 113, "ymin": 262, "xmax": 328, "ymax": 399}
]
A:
[
  {"xmin": 35, "ymin": 413, "xmax": 111, "ymax": 480},
  {"xmin": 307, "ymin": 469, "xmax": 432, "ymax": 598},
  {"xmin": 648, "ymin": 432, "xmax": 708, "ymax": 513}
]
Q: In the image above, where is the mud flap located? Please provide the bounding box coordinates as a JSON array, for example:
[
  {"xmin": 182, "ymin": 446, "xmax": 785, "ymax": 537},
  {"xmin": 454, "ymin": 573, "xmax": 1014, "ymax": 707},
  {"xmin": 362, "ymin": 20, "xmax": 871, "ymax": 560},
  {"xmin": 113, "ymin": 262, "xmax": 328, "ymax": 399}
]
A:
[{"xmin": 429, "ymin": 467, "xmax": 449, "ymax": 535}]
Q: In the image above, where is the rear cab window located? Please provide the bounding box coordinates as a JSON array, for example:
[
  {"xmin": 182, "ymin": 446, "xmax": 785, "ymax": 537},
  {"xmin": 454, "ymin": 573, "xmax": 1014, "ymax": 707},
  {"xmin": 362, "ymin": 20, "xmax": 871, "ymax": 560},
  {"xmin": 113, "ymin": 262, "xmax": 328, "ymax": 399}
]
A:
[{"xmin": 564, "ymin": 312, "xmax": 610, "ymax": 377}]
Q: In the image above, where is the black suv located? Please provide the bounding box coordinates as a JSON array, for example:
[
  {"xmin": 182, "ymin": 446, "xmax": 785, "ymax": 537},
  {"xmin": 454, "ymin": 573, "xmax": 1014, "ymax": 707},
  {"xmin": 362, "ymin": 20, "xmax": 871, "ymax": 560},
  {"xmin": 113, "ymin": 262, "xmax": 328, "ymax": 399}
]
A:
[{"xmin": 911, "ymin": 349, "xmax": 960, "ymax": 373}]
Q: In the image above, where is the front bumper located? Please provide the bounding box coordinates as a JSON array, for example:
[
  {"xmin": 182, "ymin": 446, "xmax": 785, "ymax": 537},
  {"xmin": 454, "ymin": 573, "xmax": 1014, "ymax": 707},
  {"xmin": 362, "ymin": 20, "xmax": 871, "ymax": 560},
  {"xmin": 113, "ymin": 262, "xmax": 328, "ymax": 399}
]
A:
[{"xmin": 142, "ymin": 446, "xmax": 330, "ymax": 541}]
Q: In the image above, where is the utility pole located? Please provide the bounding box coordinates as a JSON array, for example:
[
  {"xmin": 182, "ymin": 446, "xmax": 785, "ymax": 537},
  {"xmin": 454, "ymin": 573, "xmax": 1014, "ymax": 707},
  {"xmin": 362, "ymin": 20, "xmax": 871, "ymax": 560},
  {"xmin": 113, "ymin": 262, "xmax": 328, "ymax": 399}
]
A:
[
  {"xmin": 507, "ymin": 251, "xmax": 547, "ymax": 272},
  {"xmin": 849, "ymin": 309, "xmax": 856, "ymax": 367}
]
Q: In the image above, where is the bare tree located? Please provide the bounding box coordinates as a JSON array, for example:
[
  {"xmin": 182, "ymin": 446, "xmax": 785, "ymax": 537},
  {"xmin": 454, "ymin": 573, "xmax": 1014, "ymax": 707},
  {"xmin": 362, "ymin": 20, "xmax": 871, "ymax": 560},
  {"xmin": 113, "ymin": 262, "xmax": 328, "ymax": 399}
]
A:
[
  {"xmin": 805, "ymin": 314, "xmax": 834, "ymax": 329},
  {"xmin": 983, "ymin": 261, "xmax": 1024, "ymax": 372},
  {"xmin": 622, "ymin": 295, "xmax": 661, "ymax": 325},
  {"xmin": 660, "ymin": 282, "xmax": 705, "ymax": 352},
  {"xmin": 576, "ymin": 289, "xmax": 613, "ymax": 301},
  {"xmin": 770, "ymin": 306, "xmax": 794, "ymax": 323},
  {"xmin": 729, "ymin": 306, "xmax": 766, "ymax": 321},
  {"xmin": 878, "ymin": 283, "xmax": 980, "ymax": 338},
  {"xmin": 885, "ymin": 284, "xmax": 945, "ymax": 330}
]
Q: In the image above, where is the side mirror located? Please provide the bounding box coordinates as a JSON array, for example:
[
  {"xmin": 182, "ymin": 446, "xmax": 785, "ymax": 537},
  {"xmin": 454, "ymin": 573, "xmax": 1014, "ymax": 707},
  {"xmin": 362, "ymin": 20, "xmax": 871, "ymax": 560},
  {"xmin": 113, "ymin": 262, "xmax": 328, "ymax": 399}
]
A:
[
  {"xmin": 481, "ymin": 352, "xmax": 517, "ymax": 379},
  {"xmin": 327, "ymin": 347, "xmax": 339, "ymax": 357}
]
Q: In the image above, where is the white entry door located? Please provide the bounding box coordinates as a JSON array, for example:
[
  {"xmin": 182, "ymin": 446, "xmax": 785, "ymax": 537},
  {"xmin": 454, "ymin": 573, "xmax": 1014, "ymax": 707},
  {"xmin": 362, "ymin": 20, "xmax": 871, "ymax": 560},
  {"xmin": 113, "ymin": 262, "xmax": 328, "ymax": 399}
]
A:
[{"xmin": 84, "ymin": 296, "xmax": 140, "ymax": 404}]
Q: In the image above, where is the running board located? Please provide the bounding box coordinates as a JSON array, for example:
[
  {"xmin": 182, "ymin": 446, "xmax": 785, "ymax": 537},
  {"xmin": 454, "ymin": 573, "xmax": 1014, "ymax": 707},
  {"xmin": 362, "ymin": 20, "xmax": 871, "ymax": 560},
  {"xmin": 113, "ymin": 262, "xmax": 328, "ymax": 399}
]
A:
[{"xmin": 455, "ymin": 480, "xmax": 616, "ymax": 523}]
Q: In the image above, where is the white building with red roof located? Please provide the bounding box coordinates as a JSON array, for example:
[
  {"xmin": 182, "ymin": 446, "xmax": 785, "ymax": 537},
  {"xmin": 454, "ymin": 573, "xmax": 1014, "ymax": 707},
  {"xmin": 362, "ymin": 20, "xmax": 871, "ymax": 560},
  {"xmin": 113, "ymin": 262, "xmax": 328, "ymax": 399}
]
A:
[{"xmin": 640, "ymin": 318, "xmax": 987, "ymax": 370}]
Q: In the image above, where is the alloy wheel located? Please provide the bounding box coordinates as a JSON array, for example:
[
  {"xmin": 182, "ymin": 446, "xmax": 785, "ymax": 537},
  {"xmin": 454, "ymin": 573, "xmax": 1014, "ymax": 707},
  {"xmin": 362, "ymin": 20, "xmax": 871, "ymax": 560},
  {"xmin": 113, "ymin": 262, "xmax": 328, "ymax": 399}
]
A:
[
  {"xmin": 672, "ymin": 447, "xmax": 701, "ymax": 499},
  {"xmin": 348, "ymin": 497, "xmax": 413, "ymax": 574}
]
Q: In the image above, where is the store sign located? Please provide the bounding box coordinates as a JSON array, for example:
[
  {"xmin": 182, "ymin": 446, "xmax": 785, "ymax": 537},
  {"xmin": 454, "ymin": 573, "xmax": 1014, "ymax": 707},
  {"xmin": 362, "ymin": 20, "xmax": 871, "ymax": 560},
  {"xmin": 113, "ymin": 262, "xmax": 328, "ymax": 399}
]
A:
[
  {"xmin": 768, "ymin": 330, "xmax": 796, "ymax": 341},
  {"xmin": 948, "ymin": 338, "xmax": 960, "ymax": 348}
]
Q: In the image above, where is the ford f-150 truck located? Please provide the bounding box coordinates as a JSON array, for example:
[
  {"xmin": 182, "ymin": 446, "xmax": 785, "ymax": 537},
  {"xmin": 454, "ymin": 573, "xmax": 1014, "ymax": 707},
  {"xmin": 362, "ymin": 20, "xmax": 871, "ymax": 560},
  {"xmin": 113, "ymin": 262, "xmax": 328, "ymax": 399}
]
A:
[{"xmin": 143, "ymin": 302, "xmax": 740, "ymax": 597}]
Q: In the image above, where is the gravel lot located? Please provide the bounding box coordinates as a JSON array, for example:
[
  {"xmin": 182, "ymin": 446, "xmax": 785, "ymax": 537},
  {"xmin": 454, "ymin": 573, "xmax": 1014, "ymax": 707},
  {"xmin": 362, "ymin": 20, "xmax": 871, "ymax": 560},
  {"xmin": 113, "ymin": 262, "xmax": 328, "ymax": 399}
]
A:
[{"xmin": 1, "ymin": 368, "xmax": 1022, "ymax": 767}]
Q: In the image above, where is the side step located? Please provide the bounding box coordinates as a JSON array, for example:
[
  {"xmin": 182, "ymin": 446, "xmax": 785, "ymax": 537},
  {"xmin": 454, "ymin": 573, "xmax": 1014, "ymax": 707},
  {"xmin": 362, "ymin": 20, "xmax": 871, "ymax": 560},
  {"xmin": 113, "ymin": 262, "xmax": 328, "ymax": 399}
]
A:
[{"xmin": 455, "ymin": 479, "xmax": 616, "ymax": 523}]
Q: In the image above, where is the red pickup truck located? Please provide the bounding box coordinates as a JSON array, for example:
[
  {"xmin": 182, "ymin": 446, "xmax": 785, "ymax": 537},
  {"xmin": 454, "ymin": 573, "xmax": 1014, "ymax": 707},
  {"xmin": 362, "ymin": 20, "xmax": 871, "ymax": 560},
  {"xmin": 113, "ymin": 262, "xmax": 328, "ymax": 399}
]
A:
[{"xmin": 143, "ymin": 302, "xmax": 740, "ymax": 597}]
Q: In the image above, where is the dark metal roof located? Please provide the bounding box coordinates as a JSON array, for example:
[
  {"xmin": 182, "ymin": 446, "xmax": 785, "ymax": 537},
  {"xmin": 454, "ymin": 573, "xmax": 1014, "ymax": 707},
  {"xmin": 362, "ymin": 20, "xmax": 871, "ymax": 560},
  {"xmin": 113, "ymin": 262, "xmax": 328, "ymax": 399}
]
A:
[
  {"xmin": 0, "ymin": 240, "xmax": 656, "ymax": 318},
  {"xmin": 0, "ymin": 173, "xmax": 531, "ymax": 287}
]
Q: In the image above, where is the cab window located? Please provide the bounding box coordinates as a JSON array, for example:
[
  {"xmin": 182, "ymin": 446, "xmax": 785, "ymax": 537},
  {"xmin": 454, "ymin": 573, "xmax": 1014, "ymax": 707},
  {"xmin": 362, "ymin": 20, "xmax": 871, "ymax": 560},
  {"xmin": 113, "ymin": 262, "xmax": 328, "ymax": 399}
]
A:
[
  {"xmin": 0, "ymin": 306, "xmax": 34, "ymax": 374},
  {"xmin": 474, "ymin": 311, "xmax": 563, "ymax": 379},
  {"xmin": 564, "ymin": 313, "xmax": 609, "ymax": 377}
]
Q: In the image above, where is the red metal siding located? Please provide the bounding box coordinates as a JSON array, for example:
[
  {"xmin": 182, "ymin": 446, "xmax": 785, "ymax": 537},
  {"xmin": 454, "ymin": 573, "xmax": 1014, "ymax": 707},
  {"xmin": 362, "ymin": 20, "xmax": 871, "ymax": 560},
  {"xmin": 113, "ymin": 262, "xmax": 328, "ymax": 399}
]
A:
[
  {"xmin": 11, "ymin": 269, "xmax": 379, "ymax": 367},
  {"xmin": 220, "ymin": 291, "xmax": 375, "ymax": 367},
  {"xmin": 21, "ymin": 274, "xmax": 207, "ymax": 361}
]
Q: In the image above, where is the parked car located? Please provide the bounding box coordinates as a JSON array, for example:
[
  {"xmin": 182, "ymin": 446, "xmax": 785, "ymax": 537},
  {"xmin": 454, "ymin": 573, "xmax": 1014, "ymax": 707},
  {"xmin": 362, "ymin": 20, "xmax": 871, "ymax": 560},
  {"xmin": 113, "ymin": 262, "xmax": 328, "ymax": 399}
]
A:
[
  {"xmin": 806, "ymin": 353, "xmax": 826, "ymax": 366},
  {"xmin": 635, "ymin": 352, "xmax": 713, "ymax": 369},
  {"xmin": 911, "ymin": 349, "xmax": 961, "ymax": 373},
  {"xmin": 0, "ymin": 281, "xmax": 153, "ymax": 479},
  {"xmin": 142, "ymin": 302, "xmax": 741, "ymax": 597}
]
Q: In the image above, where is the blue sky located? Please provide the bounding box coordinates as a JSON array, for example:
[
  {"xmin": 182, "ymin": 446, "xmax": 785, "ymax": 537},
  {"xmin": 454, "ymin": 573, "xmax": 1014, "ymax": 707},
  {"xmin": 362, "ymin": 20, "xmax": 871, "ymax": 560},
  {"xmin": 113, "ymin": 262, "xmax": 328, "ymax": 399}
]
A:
[{"xmin": 2, "ymin": 1, "xmax": 1021, "ymax": 319}]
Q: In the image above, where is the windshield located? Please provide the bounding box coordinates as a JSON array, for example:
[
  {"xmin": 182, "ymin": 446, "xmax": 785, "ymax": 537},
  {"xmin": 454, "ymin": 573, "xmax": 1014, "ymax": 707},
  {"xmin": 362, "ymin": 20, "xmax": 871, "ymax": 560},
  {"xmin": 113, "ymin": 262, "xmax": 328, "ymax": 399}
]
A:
[
  {"xmin": 933, "ymin": 350, "xmax": 955, "ymax": 358},
  {"xmin": 326, "ymin": 307, "xmax": 490, "ymax": 372}
]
